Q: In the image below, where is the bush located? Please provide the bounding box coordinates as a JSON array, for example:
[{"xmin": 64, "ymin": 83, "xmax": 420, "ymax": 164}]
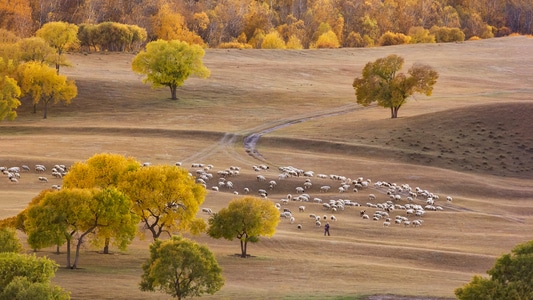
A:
[
  {"xmin": 0, "ymin": 227, "xmax": 22, "ymax": 253},
  {"xmin": 378, "ymin": 31, "xmax": 411, "ymax": 46},
  {"xmin": 314, "ymin": 30, "xmax": 340, "ymax": 48},
  {"xmin": 408, "ymin": 26, "xmax": 435, "ymax": 44},
  {"xmin": 261, "ymin": 31, "xmax": 286, "ymax": 49},
  {"xmin": 286, "ymin": 35, "xmax": 303, "ymax": 49},
  {"xmin": 430, "ymin": 26, "xmax": 465, "ymax": 43},
  {"xmin": 344, "ymin": 31, "xmax": 365, "ymax": 48}
]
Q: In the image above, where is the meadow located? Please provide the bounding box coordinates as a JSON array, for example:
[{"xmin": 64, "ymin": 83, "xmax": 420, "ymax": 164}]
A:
[{"xmin": 1, "ymin": 35, "xmax": 532, "ymax": 300}]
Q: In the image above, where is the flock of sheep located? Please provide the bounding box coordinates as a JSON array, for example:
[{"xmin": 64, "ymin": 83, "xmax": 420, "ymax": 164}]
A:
[{"xmin": 2, "ymin": 161, "xmax": 453, "ymax": 232}]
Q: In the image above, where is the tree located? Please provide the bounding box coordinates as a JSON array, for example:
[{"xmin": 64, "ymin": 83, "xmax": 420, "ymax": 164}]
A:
[
  {"xmin": 25, "ymin": 187, "xmax": 136, "ymax": 269},
  {"xmin": 131, "ymin": 39, "xmax": 210, "ymax": 100},
  {"xmin": 62, "ymin": 153, "xmax": 141, "ymax": 253},
  {"xmin": 0, "ymin": 74, "xmax": 21, "ymax": 122},
  {"xmin": 455, "ymin": 240, "xmax": 533, "ymax": 300},
  {"xmin": 35, "ymin": 21, "xmax": 79, "ymax": 74},
  {"xmin": 261, "ymin": 31, "xmax": 286, "ymax": 49},
  {"xmin": 17, "ymin": 61, "xmax": 77, "ymax": 119},
  {"xmin": 140, "ymin": 236, "xmax": 224, "ymax": 300},
  {"xmin": 16, "ymin": 37, "xmax": 56, "ymax": 64},
  {"xmin": 120, "ymin": 165, "xmax": 207, "ymax": 239},
  {"xmin": 207, "ymin": 196, "xmax": 280, "ymax": 258},
  {"xmin": 0, "ymin": 252, "xmax": 70, "ymax": 299},
  {"xmin": 0, "ymin": 227, "xmax": 23, "ymax": 253},
  {"xmin": 352, "ymin": 54, "xmax": 438, "ymax": 118}
]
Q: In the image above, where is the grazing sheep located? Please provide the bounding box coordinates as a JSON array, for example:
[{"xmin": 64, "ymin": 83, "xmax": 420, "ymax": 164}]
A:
[
  {"xmin": 298, "ymin": 206, "xmax": 305, "ymax": 212},
  {"xmin": 38, "ymin": 176, "xmax": 48, "ymax": 183},
  {"xmin": 383, "ymin": 221, "xmax": 391, "ymax": 227},
  {"xmin": 360, "ymin": 210, "xmax": 366, "ymax": 216},
  {"xmin": 289, "ymin": 216, "xmax": 295, "ymax": 224},
  {"xmin": 368, "ymin": 194, "xmax": 376, "ymax": 200},
  {"xmin": 309, "ymin": 214, "xmax": 316, "ymax": 219},
  {"xmin": 243, "ymin": 187, "xmax": 250, "ymax": 194},
  {"xmin": 362, "ymin": 214, "xmax": 370, "ymax": 220},
  {"xmin": 211, "ymin": 186, "xmax": 219, "ymax": 191},
  {"xmin": 10, "ymin": 177, "xmax": 18, "ymax": 183},
  {"xmin": 295, "ymin": 187, "xmax": 304, "ymax": 194},
  {"xmin": 297, "ymin": 224, "xmax": 302, "ymax": 230},
  {"xmin": 447, "ymin": 196, "xmax": 453, "ymax": 202},
  {"xmin": 315, "ymin": 220, "xmax": 321, "ymax": 227},
  {"xmin": 330, "ymin": 215, "xmax": 337, "ymax": 221},
  {"xmin": 257, "ymin": 175, "xmax": 266, "ymax": 181},
  {"xmin": 201, "ymin": 208, "xmax": 213, "ymax": 215},
  {"xmin": 320, "ymin": 185, "xmax": 331, "ymax": 192}
]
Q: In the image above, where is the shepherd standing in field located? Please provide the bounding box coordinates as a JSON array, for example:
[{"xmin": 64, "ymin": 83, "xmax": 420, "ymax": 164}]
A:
[{"xmin": 324, "ymin": 222, "xmax": 330, "ymax": 236}]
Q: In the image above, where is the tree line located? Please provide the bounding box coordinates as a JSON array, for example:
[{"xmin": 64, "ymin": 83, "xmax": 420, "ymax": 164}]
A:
[{"xmin": 1, "ymin": 0, "xmax": 532, "ymax": 49}]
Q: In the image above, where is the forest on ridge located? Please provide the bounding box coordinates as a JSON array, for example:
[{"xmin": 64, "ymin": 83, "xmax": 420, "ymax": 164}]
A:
[{"xmin": 1, "ymin": 0, "xmax": 532, "ymax": 49}]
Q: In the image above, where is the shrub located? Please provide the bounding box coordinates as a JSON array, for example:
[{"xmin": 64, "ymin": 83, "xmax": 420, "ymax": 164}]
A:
[
  {"xmin": 430, "ymin": 26, "xmax": 465, "ymax": 43},
  {"xmin": 378, "ymin": 31, "xmax": 411, "ymax": 46},
  {"xmin": 344, "ymin": 31, "xmax": 365, "ymax": 48},
  {"xmin": 261, "ymin": 31, "xmax": 286, "ymax": 49},
  {"xmin": 315, "ymin": 30, "xmax": 340, "ymax": 48},
  {"xmin": 408, "ymin": 26, "xmax": 435, "ymax": 44}
]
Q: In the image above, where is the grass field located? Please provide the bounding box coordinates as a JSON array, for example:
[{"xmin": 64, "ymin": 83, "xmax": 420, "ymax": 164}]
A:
[{"xmin": 1, "ymin": 35, "xmax": 532, "ymax": 300}]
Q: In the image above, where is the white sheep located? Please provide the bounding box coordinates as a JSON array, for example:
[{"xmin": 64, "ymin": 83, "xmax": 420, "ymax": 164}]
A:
[
  {"xmin": 295, "ymin": 187, "xmax": 304, "ymax": 194},
  {"xmin": 297, "ymin": 224, "xmax": 302, "ymax": 230},
  {"xmin": 330, "ymin": 215, "xmax": 337, "ymax": 221},
  {"xmin": 201, "ymin": 208, "xmax": 213, "ymax": 215},
  {"xmin": 289, "ymin": 216, "xmax": 295, "ymax": 224},
  {"xmin": 211, "ymin": 186, "xmax": 219, "ymax": 191},
  {"xmin": 298, "ymin": 206, "xmax": 305, "ymax": 212},
  {"xmin": 38, "ymin": 176, "xmax": 48, "ymax": 182},
  {"xmin": 315, "ymin": 220, "xmax": 321, "ymax": 227},
  {"xmin": 320, "ymin": 185, "xmax": 331, "ymax": 192}
]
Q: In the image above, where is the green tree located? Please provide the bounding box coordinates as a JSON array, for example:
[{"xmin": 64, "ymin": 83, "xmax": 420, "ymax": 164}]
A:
[
  {"xmin": 16, "ymin": 37, "xmax": 56, "ymax": 64},
  {"xmin": 35, "ymin": 21, "xmax": 79, "ymax": 74},
  {"xmin": 140, "ymin": 236, "xmax": 224, "ymax": 300},
  {"xmin": 207, "ymin": 196, "xmax": 280, "ymax": 258},
  {"xmin": 0, "ymin": 227, "xmax": 23, "ymax": 253},
  {"xmin": 0, "ymin": 252, "xmax": 70, "ymax": 299},
  {"xmin": 120, "ymin": 165, "xmax": 207, "ymax": 239},
  {"xmin": 62, "ymin": 153, "xmax": 141, "ymax": 254},
  {"xmin": 131, "ymin": 39, "xmax": 210, "ymax": 100},
  {"xmin": 352, "ymin": 54, "xmax": 439, "ymax": 119},
  {"xmin": 17, "ymin": 61, "xmax": 77, "ymax": 119},
  {"xmin": 455, "ymin": 240, "xmax": 533, "ymax": 300},
  {"xmin": 25, "ymin": 187, "xmax": 136, "ymax": 269}
]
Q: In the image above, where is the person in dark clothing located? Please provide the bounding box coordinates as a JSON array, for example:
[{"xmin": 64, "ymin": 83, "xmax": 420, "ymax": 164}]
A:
[{"xmin": 324, "ymin": 222, "xmax": 330, "ymax": 236}]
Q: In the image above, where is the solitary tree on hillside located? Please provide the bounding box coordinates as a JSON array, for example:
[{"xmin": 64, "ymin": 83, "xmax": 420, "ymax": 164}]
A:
[
  {"xmin": 131, "ymin": 39, "xmax": 210, "ymax": 100},
  {"xmin": 455, "ymin": 240, "xmax": 533, "ymax": 299},
  {"xmin": 207, "ymin": 196, "xmax": 280, "ymax": 258},
  {"xmin": 140, "ymin": 236, "xmax": 224, "ymax": 300},
  {"xmin": 353, "ymin": 54, "xmax": 438, "ymax": 118}
]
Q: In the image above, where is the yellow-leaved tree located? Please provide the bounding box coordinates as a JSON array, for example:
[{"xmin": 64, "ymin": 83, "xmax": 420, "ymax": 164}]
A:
[
  {"xmin": 62, "ymin": 153, "xmax": 141, "ymax": 254},
  {"xmin": 151, "ymin": 3, "xmax": 205, "ymax": 46},
  {"xmin": 0, "ymin": 58, "xmax": 21, "ymax": 121},
  {"xmin": 17, "ymin": 61, "xmax": 77, "ymax": 119},
  {"xmin": 120, "ymin": 164, "xmax": 207, "ymax": 240},
  {"xmin": 36, "ymin": 21, "xmax": 79, "ymax": 74},
  {"xmin": 207, "ymin": 196, "xmax": 280, "ymax": 258}
]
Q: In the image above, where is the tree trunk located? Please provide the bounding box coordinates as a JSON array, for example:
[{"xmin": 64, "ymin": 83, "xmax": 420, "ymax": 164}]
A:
[
  {"xmin": 170, "ymin": 85, "xmax": 177, "ymax": 100},
  {"xmin": 56, "ymin": 244, "xmax": 60, "ymax": 254},
  {"xmin": 43, "ymin": 100, "xmax": 48, "ymax": 119},
  {"xmin": 391, "ymin": 106, "xmax": 399, "ymax": 119},
  {"xmin": 66, "ymin": 239, "xmax": 71, "ymax": 269},
  {"xmin": 240, "ymin": 240, "xmax": 247, "ymax": 258},
  {"xmin": 73, "ymin": 227, "xmax": 96, "ymax": 269},
  {"xmin": 103, "ymin": 237, "xmax": 110, "ymax": 254}
]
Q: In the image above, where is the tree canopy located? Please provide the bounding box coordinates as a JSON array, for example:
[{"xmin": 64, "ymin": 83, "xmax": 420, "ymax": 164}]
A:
[
  {"xmin": 0, "ymin": 252, "xmax": 70, "ymax": 300},
  {"xmin": 0, "ymin": 227, "xmax": 23, "ymax": 253},
  {"xmin": 35, "ymin": 21, "xmax": 78, "ymax": 74},
  {"xmin": 25, "ymin": 187, "xmax": 137, "ymax": 269},
  {"xmin": 140, "ymin": 236, "xmax": 224, "ymax": 299},
  {"xmin": 353, "ymin": 54, "xmax": 438, "ymax": 118},
  {"xmin": 455, "ymin": 240, "xmax": 533, "ymax": 299},
  {"xmin": 207, "ymin": 196, "xmax": 280, "ymax": 258},
  {"xmin": 131, "ymin": 39, "xmax": 210, "ymax": 100},
  {"xmin": 16, "ymin": 61, "xmax": 77, "ymax": 119},
  {"xmin": 120, "ymin": 164, "xmax": 207, "ymax": 239}
]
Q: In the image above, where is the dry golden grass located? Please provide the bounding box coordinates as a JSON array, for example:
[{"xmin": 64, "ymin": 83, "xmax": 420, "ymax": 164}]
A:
[{"xmin": 1, "ymin": 36, "xmax": 533, "ymax": 300}]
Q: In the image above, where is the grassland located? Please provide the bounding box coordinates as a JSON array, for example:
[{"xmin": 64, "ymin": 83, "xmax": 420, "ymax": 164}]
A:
[{"xmin": 1, "ymin": 35, "xmax": 532, "ymax": 300}]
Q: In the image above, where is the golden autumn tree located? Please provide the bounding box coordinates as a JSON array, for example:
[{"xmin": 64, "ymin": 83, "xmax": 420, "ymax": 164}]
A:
[
  {"xmin": 62, "ymin": 153, "xmax": 141, "ymax": 254},
  {"xmin": 17, "ymin": 61, "xmax": 77, "ymax": 119},
  {"xmin": 0, "ymin": 57, "xmax": 21, "ymax": 121},
  {"xmin": 119, "ymin": 165, "xmax": 207, "ymax": 240},
  {"xmin": 0, "ymin": 0, "xmax": 33, "ymax": 38},
  {"xmin": 152, "ymin": 3, "xmax": 205, "ymax": 46},
  {"xmin": 36, "ymin": 21, "xmax": 79, "ymax": 74}
]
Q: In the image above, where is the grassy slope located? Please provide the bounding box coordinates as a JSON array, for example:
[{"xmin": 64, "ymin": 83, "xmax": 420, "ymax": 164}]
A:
[{"xmin": 1, "ymin": 36, "xmax": 533, "ymax": 300}]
